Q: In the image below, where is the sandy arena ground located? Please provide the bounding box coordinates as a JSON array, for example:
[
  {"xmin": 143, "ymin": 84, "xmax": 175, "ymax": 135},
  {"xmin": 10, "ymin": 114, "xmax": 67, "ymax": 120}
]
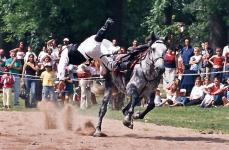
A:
[{"xmin": 0, "ymin": 103, "xmax": 229, "ymax": 150}]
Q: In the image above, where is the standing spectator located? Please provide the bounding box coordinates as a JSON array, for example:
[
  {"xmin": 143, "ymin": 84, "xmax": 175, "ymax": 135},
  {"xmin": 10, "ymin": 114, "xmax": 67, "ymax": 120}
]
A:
[
  {"xmin": 189, "ymin": 47, "xmax": 202, "ymax": 73},
  {"xmin": 180, "ymin": 38, "xmax": 194, "ymax": 70},
  {"xmin": 77, "ymin": 64, "xmax": 92, "ymax": 109},
  {"xmin": 222, "ymin": 52, "xmax": 229, "ymax": 83},
  {"xmin": 0, "ymin": 48, "xmax": 6, "ymax": 72},
  {"xmin": 222, "ymin": 43, "xmax": 229, "ymax": 57},
  {"xmin": 24, "ymin": 45, "xmax": 37, "ymax": 63},
  {"xmin": 63, "ymin": 65, "xmax": 75, "ymax": 104},
  {"xmin": 163, "ymin": 47, "xmax": 176, "ymax": 89},
  {"xmin": 40, "ymin": 63, "xmax": 56, "ymax": 101},
  {"xmin": 22, "ymin": 54, "xmax": 39, "ymax": 108},
  {"xmin": 201, "ymin": 41, "xmax": 214, "ymax": 78},
  {"xmin": 112, "ymin": 38, "xmax": 120, "ymax": 50},
  {"xmin": 38, "ymin": 46, "xmax": 48, "ymax": 63},
  {"xmin": 0, "ymin": 67, "xmax": 14, "ymax": 110},
  {"xmin": 63, "ymin": 38, "xmax": 70, "ymax": 49},
  {"xmin": 12, "ymin": 41, "xmax": 25, "ymax": 67},
  {"xmin": 127, "ymin": 39, "xmax": 138, "ymax": 53},
  {"xmin": 208, "ymin": 48, "xmax": 224, "ymax": 81},
  {"xmin": 5, "ymin": 50, "xmax": 22, "ymax": 106}
]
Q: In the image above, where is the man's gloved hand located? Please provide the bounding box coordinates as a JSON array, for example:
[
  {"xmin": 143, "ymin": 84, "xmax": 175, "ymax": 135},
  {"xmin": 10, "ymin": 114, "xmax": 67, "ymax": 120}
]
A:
[{"xmin": 106, "ymin": 18, "xmax": 114, "ymax": 25}]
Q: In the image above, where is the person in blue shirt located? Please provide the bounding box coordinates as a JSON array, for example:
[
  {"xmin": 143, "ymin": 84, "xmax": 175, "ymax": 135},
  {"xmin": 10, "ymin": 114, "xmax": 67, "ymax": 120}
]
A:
[{"xmin": 181, "ymin": 38, "xmax": 194, "ymax": 70}]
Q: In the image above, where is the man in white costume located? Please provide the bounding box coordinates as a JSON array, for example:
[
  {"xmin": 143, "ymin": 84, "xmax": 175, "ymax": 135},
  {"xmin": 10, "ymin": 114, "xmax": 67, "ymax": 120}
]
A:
[{"xmin": 57, "ymin": 18, "xmax": 117, "ymax": 90}]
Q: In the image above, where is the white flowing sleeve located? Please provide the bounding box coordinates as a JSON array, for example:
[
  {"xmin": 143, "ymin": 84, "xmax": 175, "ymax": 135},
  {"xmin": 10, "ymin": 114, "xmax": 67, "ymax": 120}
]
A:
[{"xmin": 57, "ymin": 48, "xmax": 69, "ymax": 80}]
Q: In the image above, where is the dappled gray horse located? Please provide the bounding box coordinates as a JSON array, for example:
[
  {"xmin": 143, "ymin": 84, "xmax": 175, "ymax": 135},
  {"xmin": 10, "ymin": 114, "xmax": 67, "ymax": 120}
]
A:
[{"xmin": 94, "ymin": 40, "xmax": 167, "ymax": 137}]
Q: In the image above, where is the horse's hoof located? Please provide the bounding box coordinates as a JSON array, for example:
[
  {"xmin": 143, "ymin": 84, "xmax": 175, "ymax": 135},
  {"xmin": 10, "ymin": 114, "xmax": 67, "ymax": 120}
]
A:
[
  {"xmin": 93, "ymin": 130, "xmax": 102, "ymax": 137},
  {"xmin": 123, "ymin": 116, "xmax": 133, "ymax": 129},
  {"xmin": 133, "ymin": 112, "xmax": 141, "ymax": 119},
  {"xmin": 93, "ymin": 130, "xmax": 107, "ymax": 137}
]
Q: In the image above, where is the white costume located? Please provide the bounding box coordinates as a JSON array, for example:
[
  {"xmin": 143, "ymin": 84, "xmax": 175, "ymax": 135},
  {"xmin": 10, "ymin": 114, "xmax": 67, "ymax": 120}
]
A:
[{"xmin": 57, "ymin": 35, "xmax": 118, "ymax": 80}]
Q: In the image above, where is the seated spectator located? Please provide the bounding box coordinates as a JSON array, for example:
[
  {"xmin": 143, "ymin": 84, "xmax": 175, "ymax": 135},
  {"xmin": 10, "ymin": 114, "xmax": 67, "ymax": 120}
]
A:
[
  {"xmin": 222, "ymin": 77, "xmax": 229, "ymax": 107},
  {"xmin": 200, "ymin": 87, "xmax": 214, "ymax": 108},
  {"xmin": 209, "ymin": 48, "xmax": 224, "ymax": 81},
  {"xmin": 206, "ymin": 77, "xmax": 224, "ymax": 106},
  {"xmin": 154, "ymin": 88, "xmax": 162, "ymax": 107},
  {"xmin": 186, "ymin": 77, "xmax": 204, "ymax": 106},
  {"xmin": 170, "ymin": 89, "xmax": 188, "ymax": 106},
  {"xmin": 165, "ymin": 81, "xmax": 179, "ymax": 105}
]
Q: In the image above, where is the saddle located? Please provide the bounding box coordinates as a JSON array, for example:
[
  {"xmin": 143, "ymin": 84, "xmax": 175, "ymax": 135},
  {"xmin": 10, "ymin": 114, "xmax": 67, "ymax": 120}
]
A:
[{"xmin": 115, "ymin": 50, "xmax": 147, "ymax": 72}]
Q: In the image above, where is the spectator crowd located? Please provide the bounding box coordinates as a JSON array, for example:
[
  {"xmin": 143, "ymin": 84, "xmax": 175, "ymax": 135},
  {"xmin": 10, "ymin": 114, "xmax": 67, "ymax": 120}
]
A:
[{"xmin": 0, "ymin": 36, "xmax": 228, "ymax": 110}]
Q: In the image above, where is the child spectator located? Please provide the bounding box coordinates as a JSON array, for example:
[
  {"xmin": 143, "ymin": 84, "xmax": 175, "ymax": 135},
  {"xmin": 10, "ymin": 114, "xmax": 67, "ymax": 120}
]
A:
[
  {"xmin": 189, "ymin": 47, "xmax": 202, "ymax": 73},
  {"xmin": 0, "ymin": 67, "xmax": 15, "ymax": 110},
  {"xmin": 165, "ymin": 81, "xmax": 179, "ymax": 105},
  {"xmin": 154, "ymin": 88, "xmax": 162, "ymax": 107},
  {"xmin": 63, "ymin": 65, "xmax": 75, "ymax": 104},
  {"xmin": 40, "ymin": 63, "xmax": 56, "ymax": 101},
  {"xmin": 209, "ymin": 48, "xmax": 224, "ymax": 81},
  {"xmin": 201, "ymin": 41, "xmax": 214, "ymax": 79},
  {"xmin": 170, "ymin": 89, "xmax": 188, "ymax": 106}
]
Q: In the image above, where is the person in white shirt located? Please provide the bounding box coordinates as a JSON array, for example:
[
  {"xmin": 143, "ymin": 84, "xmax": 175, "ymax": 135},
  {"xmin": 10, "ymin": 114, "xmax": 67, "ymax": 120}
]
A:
[
  {"xmin": 24, "ymin": 45, "xmax": 37, "ymax": 63},
  {"xmin": 222, "ymin": 43, "xmax": 229, "ymax": 57},
  {"xmin": 186, "ymin": 77, "xmax": 204, "ymax": 106},
  {"xmin": 57, "ymin": 18, "xmax": 118, "ymax": 91}
]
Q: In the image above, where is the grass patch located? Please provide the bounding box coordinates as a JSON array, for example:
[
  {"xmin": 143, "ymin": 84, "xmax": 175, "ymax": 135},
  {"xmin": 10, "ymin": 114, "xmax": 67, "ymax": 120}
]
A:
[
  {"xmin": 0, "ymin": 94, "xmax": 229, "ymax": 134},
  {"xmin": 80, "ymin": 101, "xmax": 229, "ymax": 134}
]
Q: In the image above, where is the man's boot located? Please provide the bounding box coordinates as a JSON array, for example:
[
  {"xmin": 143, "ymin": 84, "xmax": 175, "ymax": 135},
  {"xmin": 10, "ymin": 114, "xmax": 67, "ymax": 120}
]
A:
[{"xmin": 95, "ymin": 18, "xmax": 114, "ymax": 42}]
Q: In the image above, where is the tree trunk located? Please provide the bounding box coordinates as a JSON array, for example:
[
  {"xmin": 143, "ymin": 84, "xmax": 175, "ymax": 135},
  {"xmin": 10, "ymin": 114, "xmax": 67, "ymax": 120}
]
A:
[{"xmin": 209, "ymin": 12, "xmax": 228, "ymax": 49}]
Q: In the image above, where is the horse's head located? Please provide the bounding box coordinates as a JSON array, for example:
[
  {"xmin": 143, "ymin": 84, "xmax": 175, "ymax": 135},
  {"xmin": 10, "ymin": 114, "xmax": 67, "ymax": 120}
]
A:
[{"xmin": 148, "ymin": 40, "xmax": 167, "ymax": 75}]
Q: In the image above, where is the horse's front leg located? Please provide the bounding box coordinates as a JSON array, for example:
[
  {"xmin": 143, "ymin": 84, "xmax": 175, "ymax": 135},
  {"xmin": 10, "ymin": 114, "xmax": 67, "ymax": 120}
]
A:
[
  {"xmin": 94, "ymin": 74, "xmax": 113, "ymax": 137},
  {"xmin": 123, "ymin": 84, "xmax": 140, "ymax": 129},
  {"xmin": 133, "ymin": 92, "xmax": 155, "ymax": 119}
]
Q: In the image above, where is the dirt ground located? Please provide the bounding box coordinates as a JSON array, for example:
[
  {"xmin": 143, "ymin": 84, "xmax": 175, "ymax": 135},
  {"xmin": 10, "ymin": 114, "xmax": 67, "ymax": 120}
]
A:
[{"xmin": 0, "ymin": 103, "xmax": 229, "ymax": 150}]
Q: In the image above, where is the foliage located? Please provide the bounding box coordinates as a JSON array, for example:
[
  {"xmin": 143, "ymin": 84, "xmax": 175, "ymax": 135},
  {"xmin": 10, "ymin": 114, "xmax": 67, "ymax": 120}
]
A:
[{"xmin": 144, "ymin": 0, "xmax": 229, "ymax": 47}]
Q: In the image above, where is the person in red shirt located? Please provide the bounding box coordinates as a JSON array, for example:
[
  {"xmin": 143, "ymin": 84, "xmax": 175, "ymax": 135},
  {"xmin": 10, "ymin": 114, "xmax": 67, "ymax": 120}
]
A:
[
  {"xmin": 0, "ymin": 67, "xmax": 15, "ymax": 110},
  {"xmin": 209, "ymin": 48, "xmax": 225, "ymax": 81},
  {"xmin": 206, "ymin": 77, "xmax": 224, "ymax": 106},
  {"xmin": 163, "ymin": 47, "xmax": 176, "ymax": 89}
]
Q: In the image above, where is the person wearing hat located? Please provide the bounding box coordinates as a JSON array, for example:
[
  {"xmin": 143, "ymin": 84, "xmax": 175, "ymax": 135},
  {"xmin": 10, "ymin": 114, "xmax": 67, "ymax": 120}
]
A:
[
  {"xmin": 63, "ymin": 38, "xmax": 69, "ymax": 47},
  {"xmin": 57, "ymin": 18, "xmax": 116, "ymax": 91},
  {"xmin": 40, "ymin": 62, "xmax": 56, "ymax": 101}
]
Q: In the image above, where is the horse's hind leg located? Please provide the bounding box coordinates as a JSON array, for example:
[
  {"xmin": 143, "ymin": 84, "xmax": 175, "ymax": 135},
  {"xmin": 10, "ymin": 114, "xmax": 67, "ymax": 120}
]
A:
[
  {"xmin": 134, "ymin": 92, "xmax": 155, "ymax": 119},
  {"xmin": 123, "ymin": 84, "xmax": 140, "ymax": 129},
  {"xmin": 94, "ymin": 74, "xmax": 113, "ymax": 137}
]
